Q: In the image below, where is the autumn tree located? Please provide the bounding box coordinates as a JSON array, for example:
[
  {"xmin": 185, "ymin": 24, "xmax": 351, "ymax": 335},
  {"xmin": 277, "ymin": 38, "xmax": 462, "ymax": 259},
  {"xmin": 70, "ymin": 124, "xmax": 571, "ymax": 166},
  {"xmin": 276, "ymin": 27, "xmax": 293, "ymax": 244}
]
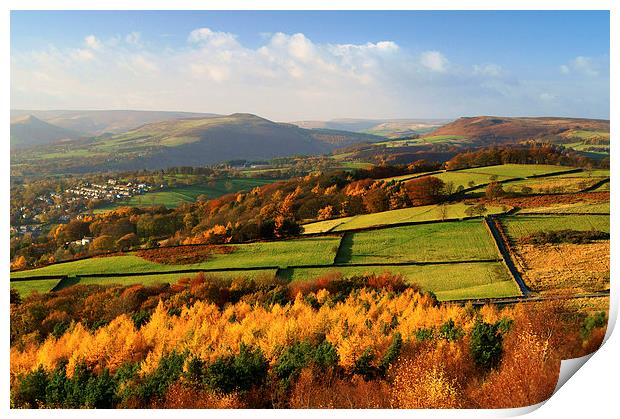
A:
[
  {"xmin": 317, "ymin": 205, "xmax": 335, "ymax": 220},
  {"xmin": 405, "ymin": 176, "xmax": 446, "ymax": 206},
  {"xmin": 485, "ymin": 182, "xmax": 506, "ymax": 200},
  {"xmin": 91, "ymin": 235, "xmax": 116, "ymax": 252}
]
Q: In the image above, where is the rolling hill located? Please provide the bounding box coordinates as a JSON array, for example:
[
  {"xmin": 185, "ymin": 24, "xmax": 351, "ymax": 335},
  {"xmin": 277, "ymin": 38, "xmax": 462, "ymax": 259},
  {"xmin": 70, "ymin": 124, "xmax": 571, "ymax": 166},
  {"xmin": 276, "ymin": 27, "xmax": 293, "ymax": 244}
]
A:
[
  {"xmin": 292, "ymin": 118, "xmax": 451, "ymax": 138},
  {"xmin": 12, "ymin": 113, "xmax": 385, "ymax": 173},
  {"xmin": 10, "ymin": 109, "xmax": 219, "ymax": 136},
  {"xmin": 424, "ymin": 116, "xmax": 610, "ymax": 143},
  {"xmin": 10, "ymin": 115, "xmax": 83, "ymax": 149}
]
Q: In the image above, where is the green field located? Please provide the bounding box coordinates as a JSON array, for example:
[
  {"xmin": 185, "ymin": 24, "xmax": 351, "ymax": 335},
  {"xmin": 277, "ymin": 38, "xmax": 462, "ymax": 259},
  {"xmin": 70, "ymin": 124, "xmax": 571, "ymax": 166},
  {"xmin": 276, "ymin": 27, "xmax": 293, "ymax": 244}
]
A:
[
  {"xmin": 415, "ymin": 163, "xmax": 569, "ymax": 190},
  {"xmin": 419, "ymin": 135, "xmax": 469, "ymax": 144},
  {"xmin": 501, "ymin": 214, "xmax": 610, "ymax": 240},
  {"xmin": 336, "ymin": 220, "xmax": 500, "ymax": 264},
  {"xmin": 95, "ymin": 178, "xmax": 274, "ymax": 210},
  {"xmin": 562, "ymin": 130, "xmax": 610, "ymax": 141},
  {"xmin": 302, "ymin": 202, "xmax": 506, "ymax": 234},
  {"xmin": 10, "ymin": 279, "xmax": 62, "ymax": 297},
  {"xmin": 519, "ymin": 201, "xmax": 610, "ymax": 214},
  {"xmin": 10, "ymin": 236, "xmax": 342, "ymax": 279},
  {"xmin": 68, "ymin": 269, "xmax": 278, "ymax": 288},
  {"xmin": 427, "ymin": 171, "xmax": 513, "ymax": 190},
  {"xmin": 286, "ymin": 262, "xmax": 519, "ymax": 301},
  {"xmin": 501, "ymin": 176, "xmax": 606, "ymax": 195},
  {"xmin": 377, "ymin": 170, "xmax": 442, "ymax": 183},
  {"xmin": 592, "ymin": 181, "xmax": 610, "ymax": 191},
  {"xmin": 458, "ymin": 164, "xmax": 573, "ymax": 178}
]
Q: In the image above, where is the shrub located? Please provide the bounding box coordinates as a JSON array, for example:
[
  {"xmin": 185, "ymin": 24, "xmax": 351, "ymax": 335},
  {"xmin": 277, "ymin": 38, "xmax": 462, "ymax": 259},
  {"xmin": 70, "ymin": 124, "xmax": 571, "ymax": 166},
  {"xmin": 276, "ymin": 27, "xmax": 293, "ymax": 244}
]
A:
[
  {"xmin": 207, "ymin": 345, "xmax": 268, "ymax": 394},
  {"xmin": 439, "ymin": 319, "xmax": 464, "ymax": 341},
  {"xmin": 13, "ymin": 366, "xmax": 49, "ymax": 408},
  {"xmin": 521, "ymin": 229, "xmax": 609, "ymax": 245},
  {"xmin": 470, "ymin": 320, "xmax": 503, "ymax": 370}
]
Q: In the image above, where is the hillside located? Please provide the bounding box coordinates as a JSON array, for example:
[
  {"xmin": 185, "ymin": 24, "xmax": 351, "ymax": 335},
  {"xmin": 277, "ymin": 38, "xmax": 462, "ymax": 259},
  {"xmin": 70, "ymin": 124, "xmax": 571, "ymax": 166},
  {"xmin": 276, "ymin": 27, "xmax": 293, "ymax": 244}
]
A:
[
  {"xmin": 425, "ymin": 116, "xmax": 610, "ymax": 143},
  {"xmin": 10, "ymin": 115, "xmax": 83, "ymax": 149},
  {"xmin": 292, "ymin": 118, "xmax": 450, "ymax": 138},
  {"xmin": 12, "ymin": 113, "xmax": 385, "ymax": 173},
  {"xmin": 10, "ymin": 109, "xmax": 219, "ymax": 136}
]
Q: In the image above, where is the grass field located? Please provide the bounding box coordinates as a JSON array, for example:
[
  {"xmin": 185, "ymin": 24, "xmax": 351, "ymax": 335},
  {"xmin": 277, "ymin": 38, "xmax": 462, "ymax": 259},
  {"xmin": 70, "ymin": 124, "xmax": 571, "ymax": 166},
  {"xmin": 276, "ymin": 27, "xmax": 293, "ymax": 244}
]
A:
[
  {"xmin": 336, "ymin": 220, "xmax": 500, "ymax": 264},
  {"xmin": 501, "ymin": 214, "xmax": 610, "ymax": 240},
  {"xmin": 285, "ymin": 262, "xmax": 519, "ymax": 301},
  {"xmin": 458, "ymin": 164, "xmax": 573, "ymax": 178},
  {"xmin": 10, "ymin": 279, "xmax": 62, "ymax": 297},
  {"xmin": 515, "ymin": 242, "xmax": 609, "ymax": 295},
  {"xmin": 420, "ymin": 135, "xmax": 468, "ymax": 144},
  {"xmin": 519, "ymin": 201, "xmax": 610, "ymax": 214},
  {"xmin": 592, "ymin": 181, "xmax": 610, "ymax": 191},
  {"xmin": 95, "ymin": 178, "xmax": 274, "ymax": 210},
  {"xmin": 501, "ymin": 176, "xmax": 606, "ymax": 195},
  {"xmin": 302, "ymin": 202, "xmax": 507, "ymax": 234},
  {"xmin": 417, "ymin": 164, "xmax": 569, "ymax": 190},
  {"xmin": 65, "ymin": 269, "xmax": 278, "ymax": 288},
  {"xmin": 562, "ymin": 130, "xmax": 610, "ymax": 141},
  {"xmin": 378, "ymin": 170, "xmax": 441, "ymax": 183},
  {"xmin": 10, "ymin": 236, "xmax": 342, "ymax": 279}
]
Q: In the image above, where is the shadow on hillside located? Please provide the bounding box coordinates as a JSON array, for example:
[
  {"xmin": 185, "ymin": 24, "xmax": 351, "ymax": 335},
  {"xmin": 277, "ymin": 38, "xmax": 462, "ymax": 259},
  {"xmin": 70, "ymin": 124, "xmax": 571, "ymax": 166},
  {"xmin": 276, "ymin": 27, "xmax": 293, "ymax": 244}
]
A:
[
  {"xmin": 276, "ymin": 267, "xmax": 293, "ymax": 282},
  {"xmin": 334, "ymin": 233, "xmax": 354, "ymax": 264},
  {"xmin": 52, "ymin": 276, "xmax": 80, "ymax": 291}
]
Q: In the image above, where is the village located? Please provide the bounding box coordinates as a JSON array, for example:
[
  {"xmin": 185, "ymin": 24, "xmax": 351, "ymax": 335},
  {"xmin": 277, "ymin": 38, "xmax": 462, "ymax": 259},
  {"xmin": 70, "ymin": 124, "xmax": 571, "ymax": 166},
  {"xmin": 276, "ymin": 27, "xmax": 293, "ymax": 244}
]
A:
[{"xmin": 10, "ymin": 179, "xmax": 152, "ymax": 237}]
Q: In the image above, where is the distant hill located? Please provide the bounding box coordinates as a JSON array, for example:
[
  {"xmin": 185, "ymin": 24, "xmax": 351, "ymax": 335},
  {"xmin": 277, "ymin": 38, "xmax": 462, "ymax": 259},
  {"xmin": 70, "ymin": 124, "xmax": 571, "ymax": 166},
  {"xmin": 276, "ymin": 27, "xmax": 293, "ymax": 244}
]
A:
[
  {"xmin": 292, "ymin": 118, "xmax": 451, "ymax": 138},
  {"xmin": 13, "ymin": 113, "xmax": 385, "ymax": 172},
  {"xmin": 425, "ymin": 116, "xmax": 610, "ymax": 143},
  {"xmin": 10, "ymin": 109, "xmax": 219, "ymax": 136},
  {"xmin": 10, "ymin": 115, "xmax": 83, "ymax": 149}
]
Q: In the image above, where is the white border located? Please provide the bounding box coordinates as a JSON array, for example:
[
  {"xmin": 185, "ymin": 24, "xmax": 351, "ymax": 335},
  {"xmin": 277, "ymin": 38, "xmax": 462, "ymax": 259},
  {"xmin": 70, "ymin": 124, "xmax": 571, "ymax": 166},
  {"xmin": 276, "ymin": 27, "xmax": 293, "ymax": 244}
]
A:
[{"xmin": 2, "ymin": 1, "xmax": 616, "ymax": 417}]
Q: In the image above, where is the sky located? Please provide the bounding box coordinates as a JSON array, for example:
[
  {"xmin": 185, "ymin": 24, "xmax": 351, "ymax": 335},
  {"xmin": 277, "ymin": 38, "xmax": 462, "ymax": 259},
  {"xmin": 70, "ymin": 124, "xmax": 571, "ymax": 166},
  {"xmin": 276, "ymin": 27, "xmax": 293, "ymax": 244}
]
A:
[{"xmin": 10, "ymin": 10, "xmax": 610, "ymax": 121}]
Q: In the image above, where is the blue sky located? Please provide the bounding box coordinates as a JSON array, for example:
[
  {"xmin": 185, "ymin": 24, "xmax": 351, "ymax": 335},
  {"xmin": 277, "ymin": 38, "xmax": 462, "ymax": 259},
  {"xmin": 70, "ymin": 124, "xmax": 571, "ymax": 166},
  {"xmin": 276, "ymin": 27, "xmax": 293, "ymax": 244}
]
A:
[{"xmin": 11, "ymin": 10, "xmax": 610, "ymax": 120}]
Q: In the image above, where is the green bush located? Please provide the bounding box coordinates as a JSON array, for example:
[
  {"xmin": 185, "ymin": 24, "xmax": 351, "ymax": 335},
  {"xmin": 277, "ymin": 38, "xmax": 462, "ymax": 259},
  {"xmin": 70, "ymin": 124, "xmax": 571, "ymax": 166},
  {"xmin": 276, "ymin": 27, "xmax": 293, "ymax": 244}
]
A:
[
  {"xmin": 439, "ymin": 319, "xmax": 464, "ymax": 341},
  {"xmin": 13, "ymin": 366, "xmax": 49, "ymax": 408},
  {"xmin": 207, "ymin": 344, "xmax": 268, "ymax": 394},
  {"xmin": 581, "ymin": 311, "xmax": 607, "ymax": 339},
  {"xmin": 470, "ymin": 320, "xmax": 503, "ymax": 370}
]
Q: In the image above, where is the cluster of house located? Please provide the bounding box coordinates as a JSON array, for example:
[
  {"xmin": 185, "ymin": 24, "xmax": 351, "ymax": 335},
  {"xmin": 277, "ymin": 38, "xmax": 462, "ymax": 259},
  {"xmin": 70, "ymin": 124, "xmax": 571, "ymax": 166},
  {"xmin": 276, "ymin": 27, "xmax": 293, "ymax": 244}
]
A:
[
  {"xmin": 11, "ymin": 179, "xmax": 154, "ymax": 237},
  {"xmin": 10, "ymin": 224, "xmax": 43, "ymax": 237},
  {"xmin": 65, "ymin": 180, "xmax": 151, "ymax": 201}
]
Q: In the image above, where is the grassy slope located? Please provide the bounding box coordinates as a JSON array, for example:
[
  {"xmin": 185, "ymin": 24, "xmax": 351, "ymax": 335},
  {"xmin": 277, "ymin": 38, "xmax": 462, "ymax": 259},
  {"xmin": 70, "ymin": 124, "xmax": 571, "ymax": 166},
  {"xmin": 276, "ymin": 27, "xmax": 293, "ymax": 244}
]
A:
[
  {"xmin": 302, "ymin": 202, "xmax": 506, "ymax": 234},
  {"xmin": 502, "ymin": 176, "xmax": 607, "ymax": 194},
  {"xmin": 338, "ymin": 220, "xmax": 500, "ymax": 264},
  {"xmin": 501, "ymin": 214, "xmax": 610, "ymax": 240},
  {"xmin": 71, "ymin": 270, "xmax": 278, "ymax": 288},
  {"xmin": 458, "ymin": 164, "xmax": 573, "ymax": 178},
  {"xmin": 11, "ymin": 279, "xmax": 62, "ymax": 297},
  {"xmin": 287, "ymin": 262, "xmax": 519, "ymax": 301},
  {"xmin": 96, "ymin": 178, "xmax": 274, "ymax": 210},
  {"xmin": 519, "ymin": 201, "xmax": 610, "ymax": 214},
  {"xmin": 10, "ymin": 236, "xmax": 341, "ymax": 278}
]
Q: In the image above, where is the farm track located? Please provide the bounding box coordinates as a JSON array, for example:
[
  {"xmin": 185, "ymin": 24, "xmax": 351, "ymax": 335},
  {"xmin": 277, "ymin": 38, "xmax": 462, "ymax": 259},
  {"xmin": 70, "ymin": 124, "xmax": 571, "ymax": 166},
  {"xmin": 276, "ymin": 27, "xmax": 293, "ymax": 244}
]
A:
[
  {"xmin": 484, "ymin": 215, "xmax": 531, "ymax": 296},
  {"xmin": 513, "ymin": 212, "xmax": 610, "ymax": 216},
  {"xmin": 579, "ymin": 177, "xmax": 610, "ymax": 193},
  {"xmin": 445, "ymin": 289, "xmax": 610, "ymax": 306}
]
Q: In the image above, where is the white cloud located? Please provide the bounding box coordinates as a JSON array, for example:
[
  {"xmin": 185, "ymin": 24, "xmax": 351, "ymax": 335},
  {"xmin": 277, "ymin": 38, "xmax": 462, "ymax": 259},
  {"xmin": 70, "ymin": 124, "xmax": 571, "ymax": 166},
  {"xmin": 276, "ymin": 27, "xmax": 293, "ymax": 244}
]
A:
[
  {"xmin": 125, "ymin": 32, "xmax": 142, "ymax": 46},
  {"xmin": 84, "ymin": 35, "xmax": 102, "ymax": 50},
  {"xmin": 473, "ymin": 64, "xmax": 502, "ymax": 77},
  {"xmin": 70, "ymin": 48, "xmax": 95, "ymax": 62},
  {"xmin": 560, "ymin": 56, "xmax": 600, "ymax": 77},
  {"xmin": 10, "ymin": 29, "xmax": 609, "ymax": 120},
  {"xmin": 187, "ymin": 27, "xmax": 238, "ymax": 48},
  {"xmin": 539, "ymin": 92, "xmax": 555, "ymax": 101},
  {"xmin": 420, "ymin": 51, "xmax": 448, "ymax": 72}
]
